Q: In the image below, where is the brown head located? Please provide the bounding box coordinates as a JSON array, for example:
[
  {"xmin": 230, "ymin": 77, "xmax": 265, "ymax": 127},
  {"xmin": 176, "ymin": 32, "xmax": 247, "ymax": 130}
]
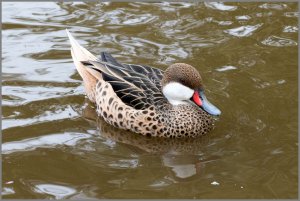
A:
[
  {"xmin": 162, "ymin": 63, "xmax": 204, "ymax": 90},
  {"xmin": 161, "ymin": 63, "xmax": 221, "ymax": 116}
]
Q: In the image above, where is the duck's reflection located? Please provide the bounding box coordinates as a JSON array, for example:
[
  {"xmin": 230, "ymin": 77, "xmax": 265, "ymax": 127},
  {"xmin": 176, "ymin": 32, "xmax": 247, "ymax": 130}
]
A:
[{"xmin": 82, "ymin": 103, "xmax": 216, "ymax": 179}]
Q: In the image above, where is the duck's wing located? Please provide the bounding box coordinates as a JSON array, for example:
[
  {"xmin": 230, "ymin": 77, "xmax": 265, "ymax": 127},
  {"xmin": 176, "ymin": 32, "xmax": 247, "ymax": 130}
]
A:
[
  {"xmin": 100, "ymin": 52, "xmax": 164, "ymax": 90},
  {"xmin": 83, "ymin": 54, "xmax": 166, "ymax": 110},
  {"xmin": 123, "ymin": 63, "xmax": 164, "ymax": 91}
]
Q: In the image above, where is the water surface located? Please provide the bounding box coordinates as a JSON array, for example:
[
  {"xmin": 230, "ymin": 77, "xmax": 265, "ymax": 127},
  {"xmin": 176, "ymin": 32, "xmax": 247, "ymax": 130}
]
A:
[{"xmin": 2, "ymin": 2, "xmax": 298, "ymax": 199}]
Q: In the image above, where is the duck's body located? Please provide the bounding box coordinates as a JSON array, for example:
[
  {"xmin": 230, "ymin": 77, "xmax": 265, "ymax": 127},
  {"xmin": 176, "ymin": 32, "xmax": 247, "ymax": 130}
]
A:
[{"xmin": 67, "ymin": 30, "xmax": 220, "ymax": 138}]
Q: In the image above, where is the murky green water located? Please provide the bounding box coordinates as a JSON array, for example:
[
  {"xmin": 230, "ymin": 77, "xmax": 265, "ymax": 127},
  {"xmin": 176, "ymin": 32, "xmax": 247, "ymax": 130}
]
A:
[{"xmin": 2, "ymin": 2, "xmax": 298, "ymax": 199}]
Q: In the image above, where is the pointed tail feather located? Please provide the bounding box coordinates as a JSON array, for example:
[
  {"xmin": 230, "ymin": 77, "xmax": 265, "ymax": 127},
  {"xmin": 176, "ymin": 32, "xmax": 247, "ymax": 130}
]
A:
[
  {"xmin": 66, "ymin": 29, "xmax": 97, "ymax": 61},
  {"xmin": 66, "ymin": 29, "xmax": 101, "ymax": 102}
]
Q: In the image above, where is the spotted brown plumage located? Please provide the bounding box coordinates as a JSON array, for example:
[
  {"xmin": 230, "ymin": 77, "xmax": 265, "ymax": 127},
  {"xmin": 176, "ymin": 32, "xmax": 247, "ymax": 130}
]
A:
[{"xmin": 67, "ymin": 30, "xmax": 221, "ymax": 138}]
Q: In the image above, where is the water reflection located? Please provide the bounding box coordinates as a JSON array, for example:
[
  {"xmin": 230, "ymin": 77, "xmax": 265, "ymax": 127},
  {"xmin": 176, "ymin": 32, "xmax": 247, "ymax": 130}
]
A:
[
  {"xmin": 283, "ymin": 26, "xmax": 298, "ymax": 33},
  {"xmin": 2, "ymin": 132, "xmax": 92, "ymax": 154},
  {"xmin": 82, "ymin": 103, "xmax": 220, "ymax": 180},
  {"xmin": 162, "ymin": 154, "xmax": 202, "ymax": 179},
  {"xmin": 34, "ymin": 184, "xmax": 76, "ymax": 199},
  {"xmin": 204, "ymin": 2, "xmax": 237, "ymax": 11},
  {"xmin": 261, "ymin": 35, "xmax": 298, "ymax": 46},
  {"xmin": 2, "ymin": 187, "xmax": 15, "ymax": 196},
  {"xmin": 259, "ymin": 3, "xmax": 288, "ymax": 10},
  {"xmin": 224, "ymin": 24, "xmax": 263, "ymax": 37}
]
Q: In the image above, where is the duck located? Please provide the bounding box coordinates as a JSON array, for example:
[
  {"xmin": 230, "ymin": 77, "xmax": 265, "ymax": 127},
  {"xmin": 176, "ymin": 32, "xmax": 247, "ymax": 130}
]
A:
[{"xmin": 66, "ymin": 29, "xmax": 221, "ymax": 138}]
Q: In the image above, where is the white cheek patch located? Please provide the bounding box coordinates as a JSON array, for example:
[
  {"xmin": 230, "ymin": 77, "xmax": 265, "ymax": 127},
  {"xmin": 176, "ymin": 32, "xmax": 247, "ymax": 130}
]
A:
[{"xmin": 162, "ymin": 82, "xmax": 194, "ymax": 105}]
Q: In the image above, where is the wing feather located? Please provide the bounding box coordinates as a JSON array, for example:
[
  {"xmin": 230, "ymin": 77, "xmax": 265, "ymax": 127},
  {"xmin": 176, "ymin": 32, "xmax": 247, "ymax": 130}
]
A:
[{"xmin": 81, "ymin": 52, "xmax": 166, "ymax": 110}]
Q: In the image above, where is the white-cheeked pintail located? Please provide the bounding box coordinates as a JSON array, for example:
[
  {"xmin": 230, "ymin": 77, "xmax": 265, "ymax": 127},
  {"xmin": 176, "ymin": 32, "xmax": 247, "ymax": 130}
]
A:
[{"xmin": 66, "ymin": 30, "xmax": 221, "ymax": 138}]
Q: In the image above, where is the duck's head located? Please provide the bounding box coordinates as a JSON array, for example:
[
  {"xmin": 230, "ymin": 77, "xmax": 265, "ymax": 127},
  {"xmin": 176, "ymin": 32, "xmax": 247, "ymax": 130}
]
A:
[{"xmin": 161, "ymin": 63, "xmax": 221, "ymax": 116}]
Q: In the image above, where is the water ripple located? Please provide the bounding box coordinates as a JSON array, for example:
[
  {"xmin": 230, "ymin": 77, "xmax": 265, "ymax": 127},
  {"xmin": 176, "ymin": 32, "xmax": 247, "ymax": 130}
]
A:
[
  {"xmin": 235, "ymin": 15, "xmax": 251, "ymax": 20},
  {"xmin": 284, "ymin": 12, "xmax": 299, "ymax": 18},
  {"xmin": 204, "ymin": 2, "xmax": 237, "ymax": 11},
  {"xmin": 261, "ymin": 35, "xmax": 298, "ymax": 47},
  {"xmin": 224, "ymin": 24, "xmax": 263, "ymax": 37},
  {"xmin": 2, "ymin": 187, "xmax": 15, "ymax": 196},
  {"xmin": 215, "ymin": 66, "xmax": 237, "ymax": 72},
  {"xmin": 283, "ymin": 26, "xmax": 298, "ymax": 33},
  {"xmin": 259, "ymin": 3, "xmax": 288, "ymax": 10},
  {"xmin": 2, "ymin": 132, "xmax": 91, "ymax": 154},
  {"xmin": 3, "ymin": 105, "xmax": 79, "ymax": 130},
  {"xmin": 34, "ymin": 184, "xmax": 77, "ymax": 199},
  {"xmin": 2, "ymin": 85, "xmax": 82, "ymax": 106}
]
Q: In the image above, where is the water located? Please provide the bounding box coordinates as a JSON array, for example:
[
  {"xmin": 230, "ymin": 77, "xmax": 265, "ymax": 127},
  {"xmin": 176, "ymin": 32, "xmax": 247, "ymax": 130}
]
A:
[{"xmin": 2, "ymin": 2, "xmax": 298, "ymax": 199}]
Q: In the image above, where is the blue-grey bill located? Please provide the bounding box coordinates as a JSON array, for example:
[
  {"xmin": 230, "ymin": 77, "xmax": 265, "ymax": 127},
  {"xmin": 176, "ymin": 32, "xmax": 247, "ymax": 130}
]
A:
[{"xmin": 199, "ymin": 91, "xmax": 221, "ymax": 116}]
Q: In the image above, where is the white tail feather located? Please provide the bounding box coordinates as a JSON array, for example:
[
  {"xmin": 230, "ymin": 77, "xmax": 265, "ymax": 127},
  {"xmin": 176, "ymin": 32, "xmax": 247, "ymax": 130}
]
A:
[
  {"xmin": 66, "ymin": 29, "xmax": 97, "ymax": 61},
  {"xmin": 66, "ymin": 29, "xmax": 101, "ymax": 102},
  {"xmin": 66, "ymin": 29, "xmax": 99, "ymax": 78}
]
